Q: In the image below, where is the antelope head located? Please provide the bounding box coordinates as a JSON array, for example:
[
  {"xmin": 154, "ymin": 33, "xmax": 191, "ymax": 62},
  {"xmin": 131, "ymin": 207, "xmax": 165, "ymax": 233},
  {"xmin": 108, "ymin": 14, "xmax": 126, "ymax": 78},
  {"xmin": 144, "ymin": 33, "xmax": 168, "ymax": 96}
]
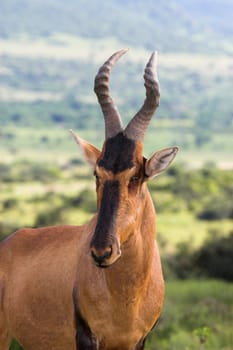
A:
[{"xmin": 71, "ymin": 50, "xmax": 178, "ymax": 268}]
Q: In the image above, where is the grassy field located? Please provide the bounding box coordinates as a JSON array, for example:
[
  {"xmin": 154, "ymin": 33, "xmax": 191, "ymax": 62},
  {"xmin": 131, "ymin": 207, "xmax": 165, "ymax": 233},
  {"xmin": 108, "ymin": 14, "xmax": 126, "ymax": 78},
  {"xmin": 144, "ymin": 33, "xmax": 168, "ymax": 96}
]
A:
[
  {"xmin": 1, "ymin": 125, "xmax": 233, "ymax": 169},
  {"xmin": 1, "ymin": 153, "xmax": 232, "ymax": 243},
  {"xmin": 1, "ymin": 33, "xmax": 233, "ymax": 161},
  {"xmin": 147, "ymin": 279, "xmax": 233, "ymax": 350}
]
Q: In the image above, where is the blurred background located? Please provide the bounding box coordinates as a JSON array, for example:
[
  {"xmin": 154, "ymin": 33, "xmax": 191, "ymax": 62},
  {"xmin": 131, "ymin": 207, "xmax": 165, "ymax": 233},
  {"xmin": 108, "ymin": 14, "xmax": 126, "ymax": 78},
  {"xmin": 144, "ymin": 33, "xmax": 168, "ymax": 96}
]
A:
[{"xmin": 0, "ymin": 1, "xmax": 232, "ymax": 349}]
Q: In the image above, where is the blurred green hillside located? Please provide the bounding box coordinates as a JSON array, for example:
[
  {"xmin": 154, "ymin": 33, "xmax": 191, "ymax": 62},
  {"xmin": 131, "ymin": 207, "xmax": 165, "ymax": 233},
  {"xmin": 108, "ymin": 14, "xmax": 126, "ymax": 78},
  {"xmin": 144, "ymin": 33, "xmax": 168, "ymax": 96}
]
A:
[
  {"xmin": 0, "ymin": 0, "xmax": 233, "ymax": 167},
  {"xmin": 1, "ymin": 40, "xmax": 232, "ymax": 165},
  {"xmin": 1, "ymin": 0, "xmax": 233, "ymax": 53}
]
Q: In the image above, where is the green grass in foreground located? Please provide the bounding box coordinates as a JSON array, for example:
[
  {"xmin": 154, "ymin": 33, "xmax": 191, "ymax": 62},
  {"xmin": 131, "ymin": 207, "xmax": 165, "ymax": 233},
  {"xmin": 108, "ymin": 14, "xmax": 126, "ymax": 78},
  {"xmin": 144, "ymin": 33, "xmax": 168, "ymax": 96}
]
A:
[{"xmin": 147, "ymin": 280, "xmax": 233, "ymax": 350}]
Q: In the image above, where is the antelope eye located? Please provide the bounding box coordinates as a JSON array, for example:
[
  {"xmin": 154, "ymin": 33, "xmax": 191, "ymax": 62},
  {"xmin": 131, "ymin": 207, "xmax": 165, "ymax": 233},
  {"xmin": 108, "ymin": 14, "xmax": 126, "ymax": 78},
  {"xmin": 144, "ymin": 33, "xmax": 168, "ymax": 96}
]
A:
[{"xmin": 130, "ymin": 175, "xmax": 139, "ymax": 183}]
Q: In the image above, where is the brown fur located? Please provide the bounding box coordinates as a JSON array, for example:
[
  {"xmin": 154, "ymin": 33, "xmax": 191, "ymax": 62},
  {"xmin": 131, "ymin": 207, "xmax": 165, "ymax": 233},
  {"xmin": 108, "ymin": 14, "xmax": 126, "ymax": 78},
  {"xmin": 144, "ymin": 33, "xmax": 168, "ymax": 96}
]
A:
[{"xmin": 0, "ymin": 50, "xmax": 178, "ymax": 350}]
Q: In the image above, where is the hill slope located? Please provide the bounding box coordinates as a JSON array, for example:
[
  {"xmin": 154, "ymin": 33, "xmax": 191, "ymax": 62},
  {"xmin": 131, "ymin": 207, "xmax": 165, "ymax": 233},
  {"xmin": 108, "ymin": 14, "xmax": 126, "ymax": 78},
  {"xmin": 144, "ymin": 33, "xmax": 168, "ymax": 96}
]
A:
[
  {"xmin": 0, "ymin": 0, "xmax": 232, "ymax": 163},
  {"xmin": 0, "ymin": 0, "xmax": 233, "ymax": 53}
]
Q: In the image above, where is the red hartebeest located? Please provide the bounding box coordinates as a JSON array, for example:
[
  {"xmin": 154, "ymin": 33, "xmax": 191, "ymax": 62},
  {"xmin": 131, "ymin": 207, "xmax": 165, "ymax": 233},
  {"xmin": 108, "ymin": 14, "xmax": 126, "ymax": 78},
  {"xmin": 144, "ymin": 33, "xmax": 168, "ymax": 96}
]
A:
[{"xmin": 0, "ymin": 50, "xmax": 178, "ymax": 350}]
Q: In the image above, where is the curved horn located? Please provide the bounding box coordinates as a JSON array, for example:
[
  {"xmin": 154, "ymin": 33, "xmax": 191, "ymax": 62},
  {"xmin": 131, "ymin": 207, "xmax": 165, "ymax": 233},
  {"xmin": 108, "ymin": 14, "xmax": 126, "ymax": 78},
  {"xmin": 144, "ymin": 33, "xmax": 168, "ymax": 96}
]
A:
[
  {"xmin": 94, "ymin": 49, "xmax": 128, "ymax": 139},
  {"xmin": 124, "ymin": 52, "xmax": 160, "ymax": 141}
]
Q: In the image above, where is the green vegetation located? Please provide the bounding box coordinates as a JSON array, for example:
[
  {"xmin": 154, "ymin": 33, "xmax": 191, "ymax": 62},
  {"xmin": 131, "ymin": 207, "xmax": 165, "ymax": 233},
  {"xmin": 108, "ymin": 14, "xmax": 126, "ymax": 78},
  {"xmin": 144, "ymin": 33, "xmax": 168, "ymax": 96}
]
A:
[
  {"xmin": 1, "ymin": 49, "xmax": 233, "ymax": 162},
  {"xmin": 163, "ymin": 231, "xmax": 233, "ymax": 281},
  {"xmin": 147, "ymin": 280, "xmax": 233, "ymax": 350},
  {"xmin": 1, "ymin": 161, "xmax": 232, "ymax": 242},
  {"xmin": 1, "ymin": 0, "xmax": 233, "ymax": 54}
]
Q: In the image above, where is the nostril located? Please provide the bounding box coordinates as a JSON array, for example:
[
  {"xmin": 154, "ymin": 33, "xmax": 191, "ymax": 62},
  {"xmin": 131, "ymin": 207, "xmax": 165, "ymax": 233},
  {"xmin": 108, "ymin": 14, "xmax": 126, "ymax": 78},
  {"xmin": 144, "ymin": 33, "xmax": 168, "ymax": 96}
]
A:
[{"xmin": 91, "ymin": 246, "xmax": 112, "ymax": 265}]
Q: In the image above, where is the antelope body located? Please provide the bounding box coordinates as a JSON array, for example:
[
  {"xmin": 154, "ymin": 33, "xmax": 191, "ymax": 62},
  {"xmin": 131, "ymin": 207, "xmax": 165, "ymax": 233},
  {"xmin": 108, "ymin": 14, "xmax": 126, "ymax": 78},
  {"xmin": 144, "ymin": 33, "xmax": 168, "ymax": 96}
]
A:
[{"xmin": 0, "ymin": 50, "xmax": 178, "ymax": 350}]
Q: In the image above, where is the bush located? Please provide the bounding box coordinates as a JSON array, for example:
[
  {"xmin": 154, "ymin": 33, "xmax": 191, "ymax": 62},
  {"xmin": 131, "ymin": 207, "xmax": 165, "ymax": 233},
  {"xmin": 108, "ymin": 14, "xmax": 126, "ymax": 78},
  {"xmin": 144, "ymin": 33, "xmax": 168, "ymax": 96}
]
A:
[
  {"xmin": 34, "ymin": 206, "xmax": 65, "ymax": 227},
  {"xmin": 195, "ymin": 231, "xmax": 233, "ymax": 281},
  {"xmin": 16, "ymin": 163, "xmax": 61, "ymax": 182},
  {"xmin": 68, "ymin": 188, "xmax": 96, "ymax": 213},
  {"xmin": 163, "ymin": 241, "xmax": 196, "ymax": 280},
  {"xmin": 197, "ymin": 194, "xmax": 233, "ymax": 220},
  {"xmin": 164, "ymin": 231, "xmax": 233, "ymax": 281},
  {"xmin": 0, "ymin": 163, "xmax": 12, "ymax": 182}
]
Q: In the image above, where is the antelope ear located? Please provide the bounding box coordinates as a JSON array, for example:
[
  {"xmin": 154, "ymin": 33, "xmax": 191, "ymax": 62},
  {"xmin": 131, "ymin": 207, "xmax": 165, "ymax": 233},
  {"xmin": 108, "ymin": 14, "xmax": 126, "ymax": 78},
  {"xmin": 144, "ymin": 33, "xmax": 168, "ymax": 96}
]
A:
[
  {"xmin": 145, "ymin": 146, "xmax": 179, "ymax": 179},
  {"xmin": 70, "ymin": 129, "xmax": 101, "ymax": 167}
]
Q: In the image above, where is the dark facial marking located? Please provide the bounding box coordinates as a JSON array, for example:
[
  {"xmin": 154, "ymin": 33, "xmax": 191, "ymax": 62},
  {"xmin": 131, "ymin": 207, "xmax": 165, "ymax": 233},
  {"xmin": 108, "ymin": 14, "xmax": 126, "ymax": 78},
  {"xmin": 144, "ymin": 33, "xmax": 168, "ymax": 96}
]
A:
[
  {"xmin": 73, "ymin": 287, "xmax": 97, "ymax": 350},
  {"xmin": 91, "ymin": 180, "xmax": 119, "ymax": 251},
  {"xmin": 98, "ymin": 132, "xmax": 136, "ymax": 173}
]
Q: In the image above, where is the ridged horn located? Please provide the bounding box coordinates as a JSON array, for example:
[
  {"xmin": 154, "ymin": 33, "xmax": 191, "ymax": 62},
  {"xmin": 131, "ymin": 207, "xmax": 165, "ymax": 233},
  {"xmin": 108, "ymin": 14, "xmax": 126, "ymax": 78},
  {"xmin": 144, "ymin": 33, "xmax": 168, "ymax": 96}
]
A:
[
  {"xmin": 94, "ymin": 49, "xmax": 128, "ymax": 139},
  {"xmin": 124, "ymin": 51, "xmax": 160, "ymax": 141}
]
